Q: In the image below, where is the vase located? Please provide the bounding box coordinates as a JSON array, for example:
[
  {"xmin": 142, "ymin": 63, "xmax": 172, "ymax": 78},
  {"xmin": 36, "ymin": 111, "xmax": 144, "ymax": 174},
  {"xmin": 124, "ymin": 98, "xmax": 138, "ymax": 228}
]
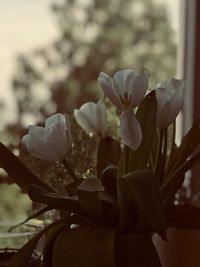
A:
[
  {"xmin": 50, "ymin": 224, "xmax": 161, "ymax": 267},
  {"xmin": 153, "ymin": 227, "xmax": 200, "ymax": 267}
]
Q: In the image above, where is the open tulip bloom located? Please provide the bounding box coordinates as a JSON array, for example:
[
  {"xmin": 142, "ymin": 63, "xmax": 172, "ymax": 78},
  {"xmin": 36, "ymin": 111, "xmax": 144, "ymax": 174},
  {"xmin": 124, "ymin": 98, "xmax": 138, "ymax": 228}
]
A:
[
  {"xmin": 98, "ymin": 69, "xmax": 149, "ymax": 150},
  {"xmin": 21, "ymin": 113, "xmax": 72, "ymax": 162},
  {"xmin": 74, "ymin": 100, "xmax": 107, "ymax": 137},
  {"xmin": 2, "ymin": 68, "xmax": 200, "ymax": 267}
]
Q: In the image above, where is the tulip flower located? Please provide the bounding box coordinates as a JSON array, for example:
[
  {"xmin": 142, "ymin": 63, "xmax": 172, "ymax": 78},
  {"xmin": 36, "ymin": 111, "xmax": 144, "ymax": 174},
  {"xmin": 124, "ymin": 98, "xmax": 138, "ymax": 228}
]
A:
[
  {"xmin": 74, "ymin": 100, "xmax": 106, "ymax": 137},
  {"xmin": 21, "ymin": 113, "xmax": 72, "ymax": 161},
  {"xmin": 98, "ymin": 69, "xmax": 149, "ymax": 150},
  {"xmin": 155, "ymin": 77, "xmax": 184, "ymax": 129}
]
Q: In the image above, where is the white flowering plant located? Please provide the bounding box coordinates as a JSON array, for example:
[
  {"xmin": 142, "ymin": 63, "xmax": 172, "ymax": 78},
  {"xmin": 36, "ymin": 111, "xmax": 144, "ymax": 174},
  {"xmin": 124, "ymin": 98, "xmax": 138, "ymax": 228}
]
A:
[{"xmin": 1, "ymin": 69, "xmax": 200, "ymax": 267}]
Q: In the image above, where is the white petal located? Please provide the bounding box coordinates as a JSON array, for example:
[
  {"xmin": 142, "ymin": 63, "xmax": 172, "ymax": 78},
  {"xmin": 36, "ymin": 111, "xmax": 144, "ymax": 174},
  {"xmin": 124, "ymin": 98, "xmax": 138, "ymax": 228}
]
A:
[
  {"xmin": 98, "ymin": 72, "xmax": 123, "ymax": 110},
  {"xmin": 155, "ymin": 88, "xmax": 171, "ymax": 112},
  {"xmin": 131, "ymin": 69, "xmax": 149, "ymax": 108},
  {"xmin": 170, "ymin": 77, "xmax": 184, "ymax": 91},
  {"xmin": 28, "ymin": 125, "xmax": 46, "ymax": 140},
  {"xmin": 44, "ymin": 123, "xmax": 68, "ymax": 158},
  {"xmin": 120, "ymin": 112, "xmax": 142, "ymax": 150},
  {"xmin": 155, "ymin": 88, "xmax": 171, "ymax": 129},
  {"xmin": 22, "ymin": 135, "xmax": 62, "ymax": 161},
  {"xmin": 74, "ymin": 109, "xmax": 96, "ymax": 135},
  {"xmin": 113, "ymin": 69, "xmax": 134, "ymax": 94},
  {"xmin": 64, "ymin": 114, "xmax": 72, "ymax": 153},
  {"xmin": 156, "ymin": 80, "xmax": 167, "ymax": 89},
  {"xmin": 21, "ymin": 134, "xmax": 30, "ymax": 146},
  {"xmin": 126, "ymin": 70, "xmax": 138, "ymax": 95},
  {"xmin": 45, "ymin": 113, "xmax": 66, "ymax": 128},
  {"xmin": 155, "ymin": 86, "xmax": 183, "ymax": 129},
  {"xmin": 96, "ymin": 100, "xmax": 107, "ymax": 134},
  {"xmin": 167, "ymin": 89, "xmax": 183, "ymax": 126},
  {"xmin": 45, "ymin": 113, "xmax": 70, "ymax": 158},
  {"xmin": 74, "ymin": 101, "xmax": 106, "ymax": 136}
]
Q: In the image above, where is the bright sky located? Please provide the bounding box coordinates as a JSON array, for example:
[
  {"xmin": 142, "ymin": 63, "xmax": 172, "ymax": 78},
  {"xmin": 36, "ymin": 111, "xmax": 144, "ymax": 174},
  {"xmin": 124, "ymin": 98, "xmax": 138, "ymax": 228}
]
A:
[
  {"xmin": 0, "ymin": 0, "xmax": 179, "ymax": 126},
  {"xmin": 0, "ymin": 0, "xmax": 60, "ymax": 124}
]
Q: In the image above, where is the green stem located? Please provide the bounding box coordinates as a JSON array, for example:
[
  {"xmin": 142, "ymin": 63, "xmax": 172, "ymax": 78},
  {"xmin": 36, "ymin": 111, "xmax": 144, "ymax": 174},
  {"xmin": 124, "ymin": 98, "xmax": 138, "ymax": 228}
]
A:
[
  {"xmin": 62, "ymin": 159, "xmax": 77, "ymax": 181},
  {"xmin": 166, "ymin": 120, "xmax": 176, "ymax": 174},
  {"xmin": 155, "ymin": 130, "xmax": 164, "ymax": 180},
  {"xmin": 159, "ymin": 130, "xmax": 168, "ymax": 184}
]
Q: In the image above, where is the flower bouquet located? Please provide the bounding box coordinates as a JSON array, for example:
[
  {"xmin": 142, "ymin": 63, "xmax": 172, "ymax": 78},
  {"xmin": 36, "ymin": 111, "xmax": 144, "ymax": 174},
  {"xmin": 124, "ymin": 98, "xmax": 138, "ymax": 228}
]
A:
[{"xmin": 1, "ymin": 69, "xmax": 200, "ymax": 267}]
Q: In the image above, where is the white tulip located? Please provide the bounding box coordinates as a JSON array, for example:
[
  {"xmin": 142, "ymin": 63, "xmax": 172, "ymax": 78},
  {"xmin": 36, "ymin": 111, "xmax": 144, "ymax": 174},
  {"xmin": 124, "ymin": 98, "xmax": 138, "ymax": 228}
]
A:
[
  {"xmin": 21, "ymin": 113, "xmax": 72, "ymax": 161},
  {"xmin": 155, "ymin": 77, "xmax": 184, "ymax": 129},
  {"xmin": 98, "ymin": 69, "xmax": 149, "ymax": 150},
  {"xmin": 74, "ymin": 100, "xmax": 106, "ymax": 137}
]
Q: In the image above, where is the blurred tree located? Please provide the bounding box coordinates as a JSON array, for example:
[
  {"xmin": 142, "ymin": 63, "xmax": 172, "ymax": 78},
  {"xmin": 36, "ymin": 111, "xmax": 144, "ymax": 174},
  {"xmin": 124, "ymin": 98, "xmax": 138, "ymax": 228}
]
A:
[{"xmin": 11, "ymin": 0, "xmax": 176, "ymax": 128}]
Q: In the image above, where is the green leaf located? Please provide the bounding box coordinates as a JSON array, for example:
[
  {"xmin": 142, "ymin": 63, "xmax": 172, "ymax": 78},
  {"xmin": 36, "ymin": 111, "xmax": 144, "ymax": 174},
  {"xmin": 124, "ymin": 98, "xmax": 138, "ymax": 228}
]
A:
[
  {"xmin": 123, "ymin": 169, "xmax": 167, "ymax": 239},
  {"xmin": 161, "ymin": 151, "xmax": 200, "ymax": 204},
  {"xmin": 167, "ymin": 120, "xmax": 200, "ymax": 175},
  {"xmin": 101, "ymin": 165, "xmax": 117, "ymax": 197},
  {"xmin": 77, "ymin": 177, "xmax": 104, "ymax": 221},
  {"xmin": 28, "ymin": 185, "xmax": 83, "ymax": 213},
  {"xmin": 0, "ymin": 142, "xmax": 56, "ymax": 193},
  {"xmin": 43, "ymin": 223, "xmax": 68, "ymax": 267},
  {"xmin": 7, "ymin": 220, "xmax": 67, "ymax": 267},
  {"xmin": 128, "ymin": 91, "xmax": 157, "ymax": 171},
  {"xmin": 77, "ymin": 177, "xmax": 118, "ymax": 226},
  {"xmin": 115, "ymin": 234, "xmax": 161, "ymax": 267},
  {"xmin": 117, "ymin": 177, "xmax": 138, "ymax": 233},
  {"xmin": 96, "ymin": 137, "xmax": 121, "ymax": 178},
  {"xmin": 149, "ymin": 129, "xmax": 159, "ymax": 171},
  {"xmin": 52, "ymin": 224, "xmax": 116, "ymax": 267},
  {"xmin": 118, "ymin": 145, "xmax": 130, "ymax": 178},
  {"xmin": 166, "ymin": 205, "xmax": 200, "ymax": 229},
  {"xmin": 65, "ymin": 178, "xmax": 84, "ymax": 196}
]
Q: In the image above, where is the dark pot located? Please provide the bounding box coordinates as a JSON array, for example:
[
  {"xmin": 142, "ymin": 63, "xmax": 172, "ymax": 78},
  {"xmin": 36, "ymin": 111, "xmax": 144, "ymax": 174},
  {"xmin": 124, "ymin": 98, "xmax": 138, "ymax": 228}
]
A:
[{"xmin": 50, "ymin": 224, "xmax": 161, "ymax": 267}]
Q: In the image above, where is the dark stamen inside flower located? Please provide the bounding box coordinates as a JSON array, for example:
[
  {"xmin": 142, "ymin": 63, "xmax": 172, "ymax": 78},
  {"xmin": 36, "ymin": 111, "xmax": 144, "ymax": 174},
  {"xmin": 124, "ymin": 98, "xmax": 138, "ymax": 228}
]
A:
[{"xmin": 119, "ymin": 92, "xmax": 132, "ymax": 110}]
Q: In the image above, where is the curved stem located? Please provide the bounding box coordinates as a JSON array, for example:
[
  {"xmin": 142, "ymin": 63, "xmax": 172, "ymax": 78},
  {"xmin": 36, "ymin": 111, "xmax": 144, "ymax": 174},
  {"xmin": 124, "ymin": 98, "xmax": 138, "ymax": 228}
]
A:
[
  {"xmin": 62, "ymin": 159, "xmax": 77, "ymax": 181},
  {"xmin": 159, "ymin": 130, "xmax": 168, "ymax": 184},
  {"xmin": 166, "ymin": 120, "xmax": 176, "ymax": 174},
  {"xmin": 155, "ymin": 130, "xmax": 164, "ymax": 181}
]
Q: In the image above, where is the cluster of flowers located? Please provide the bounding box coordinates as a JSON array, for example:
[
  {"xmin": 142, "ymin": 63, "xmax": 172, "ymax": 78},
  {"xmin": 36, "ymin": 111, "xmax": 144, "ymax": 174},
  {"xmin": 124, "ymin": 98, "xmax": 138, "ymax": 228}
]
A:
[{"xmin": 22, "ymin": 69, "xmax": 184, "ymax": 161}]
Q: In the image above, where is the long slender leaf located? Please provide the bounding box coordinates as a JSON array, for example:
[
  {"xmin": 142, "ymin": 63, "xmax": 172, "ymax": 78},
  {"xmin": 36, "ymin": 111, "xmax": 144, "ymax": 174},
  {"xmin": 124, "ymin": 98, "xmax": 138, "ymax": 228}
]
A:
[
  {"xmin": 7, "ymin": 220, "xmax": 67, "ymax": 267},
  {"xmin": 101, "ymin": 165, "xmax": 117, "ymax": 197},
  {"xmin": 167, "ymin": 120, "xmax": 200, "ymax": 175},
  {"xmin": 161, "ymin": 151, "xmax": 200, "ymax": 204},
  {"xmin": 96, "ymin": 137, "xmax": 121, "ymax": 178},
  {"xmin": 28, "ymin": 185, "xmax": 83, "ymax": 213},
  {"xmin": 128, "ymin": 91, "xmax": 157, "ymax": 171},
  {"xmin": 0, "ymin": 142, "xmax": 56, "ymax": 193},
  {"xmin": 123, "ymin": 169, "xmax": 167, "ymax": 239},
  {"xmin": 150, "ymin": 129, "xmax": 159, "ymax": 171},
  {"xmin": 8, "ymin": 206, "xmax": 51, "ymax": 232},
  {"xmin": 117, "ymin": 177, "xmax": 138, "ymax": 233},
  {"xmin": 77, "ymin": 177, "xmax": 118, "ymax": 226},
  {"xmin": 77, "ymin": 177, "xmax": 104, "ymax": 221}
]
